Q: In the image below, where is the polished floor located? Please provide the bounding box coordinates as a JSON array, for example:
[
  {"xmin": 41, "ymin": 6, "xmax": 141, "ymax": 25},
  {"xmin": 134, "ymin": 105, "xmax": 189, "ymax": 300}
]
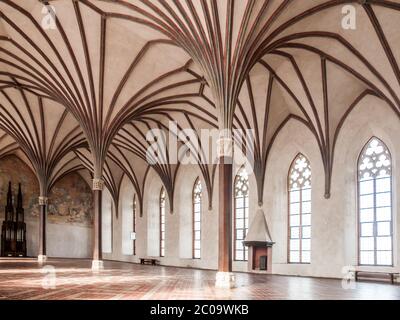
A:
[{"xmin": 0, "ymin": 258, "xmax": 399, "ymax": 300}]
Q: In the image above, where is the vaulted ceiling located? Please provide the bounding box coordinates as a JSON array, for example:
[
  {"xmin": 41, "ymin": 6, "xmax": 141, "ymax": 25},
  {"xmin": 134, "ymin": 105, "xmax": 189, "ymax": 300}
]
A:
[{"xmin": 0, "ymin": 0, "xmax": 400, "ymax": 209}]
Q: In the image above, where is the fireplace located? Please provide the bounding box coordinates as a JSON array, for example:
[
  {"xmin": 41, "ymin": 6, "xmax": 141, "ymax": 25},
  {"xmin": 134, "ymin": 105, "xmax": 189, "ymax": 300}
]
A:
[
  {"xmin": 243, "ymin": 209, "xmax": 274, "ymax": 273},
  {"xmin": 246, "ymin": 242, "xmax": 273, "ymax": 272}
]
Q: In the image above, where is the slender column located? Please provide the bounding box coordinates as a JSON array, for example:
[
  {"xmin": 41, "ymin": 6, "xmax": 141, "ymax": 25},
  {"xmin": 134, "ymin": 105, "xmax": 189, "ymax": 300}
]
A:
[
  {"xmin": 38, "ymin": 196, "xmax": 48, "ymax": 263},
  {"xmin": 215, "ymin": 135, "xmax": 235, "ymax": 288},
  {"xmin": 92, "ymin": 178, "xmax": 104, "ymax": 271}
]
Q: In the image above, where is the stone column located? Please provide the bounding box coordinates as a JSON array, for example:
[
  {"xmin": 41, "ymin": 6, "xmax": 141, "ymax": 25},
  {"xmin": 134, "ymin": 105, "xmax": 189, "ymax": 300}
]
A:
[
  {"xmin": 38, "ymin": 196, "xmax": 48, "ymax": 263},
  {"xmin": 215, "ymin": 135, "xmax": 235, "ymax": 288},
  {"xmin": 92, "ymin": 178, "xmax": 104, "ymax": 271}
]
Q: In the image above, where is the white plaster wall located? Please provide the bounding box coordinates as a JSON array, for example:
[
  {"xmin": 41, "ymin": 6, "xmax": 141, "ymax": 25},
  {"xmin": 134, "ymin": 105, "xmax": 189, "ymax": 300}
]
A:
[
  {"xmin": 102, "ymin": 187, "xmax": 113, "ymax": 254},
  {"xmin": 23, "ymin": 219, "xmax": 92, "ymax": 258},
  {"xmin": 120, "ymin": 176, "xmax": 134, "ymax": 256}
]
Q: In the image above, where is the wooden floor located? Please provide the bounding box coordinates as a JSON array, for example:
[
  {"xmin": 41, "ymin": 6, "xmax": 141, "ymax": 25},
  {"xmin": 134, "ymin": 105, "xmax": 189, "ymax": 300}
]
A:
[{"xmin": 0, "ymin": 258, "xmax": 399, "ymax": 300}]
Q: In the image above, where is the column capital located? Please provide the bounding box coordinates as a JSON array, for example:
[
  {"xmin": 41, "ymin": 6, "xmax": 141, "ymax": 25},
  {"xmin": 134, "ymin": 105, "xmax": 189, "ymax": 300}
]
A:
[
  {"xmin": 216, "ymin": 134, "xmax": 233, "ymax": 158},
  {"xmin": 92, "ymin": 178, "xmax": 104, "ymax": 191},
  {"xmin": 38, "ymin": 196, "xmax": 48, "ymax": 206}
]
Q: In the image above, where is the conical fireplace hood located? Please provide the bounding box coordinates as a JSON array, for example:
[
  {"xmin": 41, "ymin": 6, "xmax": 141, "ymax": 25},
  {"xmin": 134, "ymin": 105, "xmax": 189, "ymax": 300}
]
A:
[{"xmin": 244, "ymin": 209, "xmax": 274, "ymax": 247}]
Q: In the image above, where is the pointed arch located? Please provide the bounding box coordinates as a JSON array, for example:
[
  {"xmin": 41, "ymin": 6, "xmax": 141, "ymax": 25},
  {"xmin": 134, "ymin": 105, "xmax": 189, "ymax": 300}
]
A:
[
  {"xmin": 358, "ymin": 137, "xmax": 393, "ymax": 266},
  {"xmin": 192, "ymin": 177, "xmax": 202, "ymax": 259},
  {"xmin": 159, "ymin": 187, "xmax": 166, "ymax": 257},
  {"xmin": 233, "ymin": 166, "xmax": 249, "ymax": 261},
  {"xmin": 288, "ymin": 153, "xmax": 312, "ymax": 264}
]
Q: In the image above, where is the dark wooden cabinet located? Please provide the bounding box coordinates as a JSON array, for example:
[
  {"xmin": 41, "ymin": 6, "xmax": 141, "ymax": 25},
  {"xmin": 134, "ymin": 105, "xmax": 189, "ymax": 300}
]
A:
[{"xmin": 1, "ymin": 182, "xmax": 27, "ymax": 257}]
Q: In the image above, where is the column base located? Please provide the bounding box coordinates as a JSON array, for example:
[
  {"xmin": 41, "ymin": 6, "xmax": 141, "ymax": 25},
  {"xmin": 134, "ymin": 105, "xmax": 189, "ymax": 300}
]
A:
[
  {"xmin": 215, "ymin": 272, "xmax": 236, "ymax": 289},
  {"xmin": 91, "ymin": 260, "xmax": 104, "ymax": 271},
  {"xmin": 37, "ymin": 255, "xmax": 47, "ymax": 263}
]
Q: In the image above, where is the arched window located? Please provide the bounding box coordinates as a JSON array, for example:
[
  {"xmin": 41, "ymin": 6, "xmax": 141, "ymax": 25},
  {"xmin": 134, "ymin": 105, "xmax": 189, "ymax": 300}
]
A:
[
  {"xmin": 288, "ymin": 154, "xmax": 312, "ymax": 264},
  {"xmin": 358, "ymin": 138, "xmax": 393, "ymax": 266},
  {"xmin": 160, "ymin": 188, "xmax": 166, "ymax": 257},
  {"xmin": 234, "ymin": 167, "xmax": 249, "ymax": 261},
  {"xmin": 133, "ymin": 194, "xmax": 137, "ymax": 256},
  {"xmin": 193, "ymin": 178, "xmax": 202, "ymax": 259}
]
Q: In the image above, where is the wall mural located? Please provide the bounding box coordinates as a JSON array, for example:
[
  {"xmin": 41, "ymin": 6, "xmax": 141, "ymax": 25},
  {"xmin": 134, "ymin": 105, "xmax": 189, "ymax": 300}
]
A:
[{"xmin": 0, "ymin": 155, "xmax": 93, "ymax": 227}]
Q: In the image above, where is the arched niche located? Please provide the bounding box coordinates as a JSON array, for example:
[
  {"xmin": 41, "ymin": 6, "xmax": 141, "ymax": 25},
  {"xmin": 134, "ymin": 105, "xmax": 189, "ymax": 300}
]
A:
[
  {"xmin": 264, "ymin": 118, "xmax": 322, "ymax": 276},
  {"xmin": 333, "ymin": 94, "xmax": 400, "ymax": 270},
  {"xmin": 119, "ymin": 174, "xmax": 135, "ymax": 256},
  {"xmin": 102, "ymin": 186, "xmax": 114, "ymax": 254},
  {"xmin": 174, "ymin": 164, "xmax": 205, "ymax": 259},
  {"xmin": 143, "ymin": 168, "xmax": 168, "ymax": 257}
]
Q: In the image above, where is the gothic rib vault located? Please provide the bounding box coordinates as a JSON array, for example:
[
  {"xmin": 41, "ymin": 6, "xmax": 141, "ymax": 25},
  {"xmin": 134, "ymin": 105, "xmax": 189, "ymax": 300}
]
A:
[{"xmin": 0, "ymin": 0, "xmax": 400, "ymax": 273}]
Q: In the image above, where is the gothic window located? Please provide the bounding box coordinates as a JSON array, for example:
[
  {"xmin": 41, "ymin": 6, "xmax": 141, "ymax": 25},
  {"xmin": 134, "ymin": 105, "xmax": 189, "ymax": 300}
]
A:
[
  {"xmin": 193, "ymin": 178, "xmax": 202, "ymax": 259},
  {"xmin": 288, "ymin": 154, "xmax": 312, "ymax": 264},
  {"xmin": 234, "ymin": 167, "xmax": 249, "ymax": 261},
  {"xmin": 358, "ymin": 138, "xmax": 393, "ymax": 266},
  {"xmin": 133, "ymin": 194, "xmax": 137, "ymax": 256},
  {"xmin": 160, "ymin": 188, "xmax": 166, "ymax": 257}
]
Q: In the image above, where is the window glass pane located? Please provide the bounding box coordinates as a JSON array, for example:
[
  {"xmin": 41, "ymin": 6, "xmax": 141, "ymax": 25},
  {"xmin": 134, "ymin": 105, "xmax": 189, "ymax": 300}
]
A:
[
  {"xmin": 376, "ymin": 177, "xmax": 391, "ymax": 193},
  {"xmin": 290, "ymin": 251, "xmax": 300, "ymax": 263},
  {"xmin": 290, "ymin": 203, "xmax": 300, "ymax": 215},
  {"xmin": 360, "ymin": 251, "xmax": 374, "ymax": 265},
  {"xmin": 377, "ymin": 251, "xmax": 392, "ymax": 266},
  {"xmin": 290, "ymin": 239, "xmax": 300, "ymax": 251},
  {"xmin": 377, "ymin": 222, "xmax": 391, "ymax": 236},
  {"xmin": 302, "ymin": 214, "xmax": 311, "ymax": 226},
  {"xmin": 236, "ymin": 230, "xmax": 244, "ymax": 240},
  {"xmin": 290, "ymin": 190, "xmax": 300, "ymax": 203},
  {"xmin": 236, "ymin": 197, "xmax": 244, "ymax": 208},
  {"xmin": 236, "ymin": 219, "xmax": 244, "ymax": 229},
  {"xmin": 302, "ymin": 188, "xmax": 311, "ymax": 202},
  {"xmin": 376, "ymin": 207, "xmax": 391, "ymax": 221},
  {"xmin": 376, "ymin": 192, "xmax": 391, "ymax": 207},
  {"xmin": 194, "ymin": 241, "xmax": 201, "ymax": 249},
  {"xmin": 359, "ymin": 194, "xmax": 374, "ymax": 209},
  {"xmin": 290, "ymin": 215, "xmax": 300, "ymax": 227},
  {"xmin": 360, "ymin": 223, "xmax": 374, "ymax": 237},
  {"xmin": 302, "ymin": 239, "xmax": 311, "ymax": 251},
  {"xmin": 236, "ymin": 208, "xmax": 244, "ymax": 218},
  {"xmin": 360, "ymin": 209, "xmax": 374, "ymax": 223},
  {"xmin": 359, "ymin": 180, "xmax": 374, "ymax": 195},
  {"xmin": 302, "ymin": 226, "xmax": 311, "ymax": 239},
  {"xmin": 376, "ymin": 236, "xmax": 392, "ymax": 251},
  {"xmin": 290, "ymin": 227, "xmax": 300, "ymax": 239},
  {"xmin": 302, "ymin": 201, "xmax": 311, "ymax": 214},
  {"xmin": 301, "ymin": 251, "xmax": 311, "ymax": 263},
  {"xmin": 360, "ymin": 237, "xmax": 374, "ymax": 251}
]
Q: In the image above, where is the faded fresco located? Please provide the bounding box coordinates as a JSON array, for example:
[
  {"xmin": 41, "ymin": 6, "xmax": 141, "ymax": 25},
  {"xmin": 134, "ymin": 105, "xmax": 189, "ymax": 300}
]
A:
[
  {"xmin": 0, "ymin": 155, "xmax": 93, "ymax": 227},
  {"xmin": 46, "ymin": 172, "xmax": 93, "ymax": 227}
]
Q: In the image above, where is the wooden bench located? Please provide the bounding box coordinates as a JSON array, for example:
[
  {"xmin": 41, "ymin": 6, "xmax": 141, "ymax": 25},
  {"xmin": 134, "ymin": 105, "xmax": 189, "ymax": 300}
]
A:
[
  {"xmin": 355, "ymin": 271, "xmax": 399, "ymax": 284},
  {"xmin": 140, "ymin": 258, "xmax": 159, "ymax": 266}
]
